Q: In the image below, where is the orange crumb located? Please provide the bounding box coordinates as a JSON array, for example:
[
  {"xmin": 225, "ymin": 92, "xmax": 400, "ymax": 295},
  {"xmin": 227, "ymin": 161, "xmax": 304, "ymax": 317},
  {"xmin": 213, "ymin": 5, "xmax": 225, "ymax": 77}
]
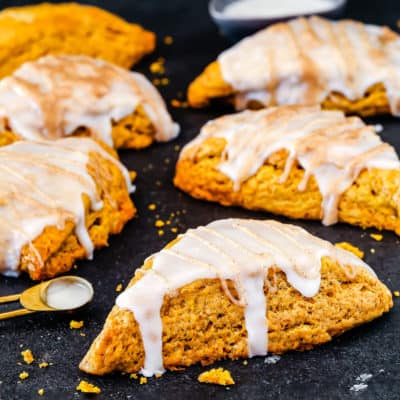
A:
[
  {"xmin": 152, "ymin": 78, "xmax": 161, "ymax": 86},
  {"xmin": 76, "ymin": 380, "xmax": 101, "ymax": 394},
  {"xmin": 21, "ymin": 349, "xmax": 34, "ymax": 365},
  {"xmin": 139, "ymin": 377, "xmax": 148, "ymax": 385},
  {"xmin": 335, "ymin": 242, "xmax": 364, "ymax": 259},
  {"xmin": 155, "ymin": 373, "xmax": 162, "ymax": 378},
  {"xmin": 171, "ymin": 99, "xmax": 189, "ymax": 108},
  {"xmin": 116, "ymin": 284, "xmax": 123, "ymax": 292},
  {"xmin": 39, "ymin": 362, "xmax": 48, "ymax": 369},
  {"xmin": 70, "ymin": 320, "xmax": 84, "ymax": 329},
  {"xmin": 166, "ymin": 220, "xmax": 171, "ymax": 225},
  {"xmin": 370, "ymin": 233, "xmax": 383, "ymax": 241},
  {"xmin": 148, "ymin": 204, "xmax": 156, "ymax": 211},
  {"xmin": 129, "ymin": 171, "xmax": 137, "ymax": 182},
  {"xmin": 158, "ymin": 229, "xmax": 165, "ymax": 236},
  {"xmin": 394, "ymin": 291, "xmax": 399, "ymax": 297},
  {"xmin": 198, "ymin": 368, "xmax": 235, "ymax": 386},
  {"xmin": 161, "ymin": 77, "xmax": 169, "ymax": 86},
  {"xmin": 150, "ymin": 58, "xmax": 165, "ymax": 75},
  {"xmin": 171, "ymin": 227, "xmax": 178, "ymax": 234},
  {"xmin": 19, "ymin": 371, "xmax": 29, "ymax": 380},
  {"xmin": 38, "ymin": 388, "xmax": 44, "ymax": 396},
  {"xmin": 155, "ymin": 220, "xmax": 165, "ymax": 228},
  {"xmin": 130, "ymin": 373, "xmax": 138, "ymax": 379},
  {"xmin": 164, "ymin": 35, "xmax": 173, "ymax": 45}
]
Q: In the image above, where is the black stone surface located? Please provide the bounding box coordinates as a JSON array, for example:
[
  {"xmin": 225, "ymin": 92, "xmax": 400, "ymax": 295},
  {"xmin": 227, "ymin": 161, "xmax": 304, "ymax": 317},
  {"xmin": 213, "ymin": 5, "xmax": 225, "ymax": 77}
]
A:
[{"xmin": 0, "ymin": 0, "xmax": 400, "ymax": 399}]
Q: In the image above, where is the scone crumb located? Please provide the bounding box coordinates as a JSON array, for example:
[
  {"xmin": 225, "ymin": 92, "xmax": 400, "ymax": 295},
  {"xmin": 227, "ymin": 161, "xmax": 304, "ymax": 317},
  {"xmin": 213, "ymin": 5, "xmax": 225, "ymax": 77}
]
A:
[
  {"xmin": 370, "ymin": 248, "xmax": 376, "ymax": 254},
  {"xmin": 394, "ymin": 291, "xmax": 399, "ymax": 297},
  {"xmin": 129, "ymin": 171, "xmax": 137, "ymax": 182},
  {"xmin": 150, "ymin": 58, "xmax": 165, "ymax": 75},
  {"xmin": 80, "ymin": 332, "xmax": 86, "ymax": 337},
  {"xmin": 243, "ymin": 360, "xmax": 248, "ymax": 366},
  {"xmin": 148, "ymin": 203, "xmax": 156, "ymax": 211},
  {"xmin": 155, "ymin": 219, "xmax": 165, "ymax": 228},
  {"xmin": 38, "ymin": 388, "xmax": 44, "ymax": 396},
  {"xmin": 116, "ymin": 283, "xmax": 123, "ymax": 292},
  {"xmin": 70, "ymin": 320, "xmax": 84, "ymax": 329},
  {"xmin": 155, "ymin": 373, "xmax": 162, "ymax": 379},
  {"xmin": 370, "ymin": 233, "xmax": 383, "ymax": 241},
  {"xmin": 174, "ymin": 145, "xmax": 180, "ymax": 152},
  {"xmin": 130, "ymin": 373, "xmax": 138, "ymax": 379},
  {"xmin": 164, "ymin": 35, "xmax": 173, "ymax": 45},
  {"xmin": 335, "ymin": 242, "xmax": 364, "ymax": 259},
  {"xmin": 171, "ymin": 99, "xmax": 189, "ymax": 108},
  {"xmin": 198, "ymin": 368, "xmax": 235, "ymax": 386},
  {"xmin": 21, "ymin": 349, "xmax": 34, "ymax": 364},
  {"xmin": 139, "ymin": 377, "xmax": 148, "ymax": 385},
  {"xmin": 39, "ymin": 362, "xmax": 49, "ymax": 369},
  {"xmin": 19, "ymin": 371, "xmax": 29, "ymax": 380},
  {"xmin": 76, "ymin": 380, "xmax": 101, "ymax": 394}
]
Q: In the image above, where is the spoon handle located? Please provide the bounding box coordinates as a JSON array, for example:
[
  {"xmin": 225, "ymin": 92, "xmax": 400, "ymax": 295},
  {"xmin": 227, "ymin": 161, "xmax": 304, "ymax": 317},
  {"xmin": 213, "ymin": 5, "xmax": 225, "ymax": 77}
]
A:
[
  {"xmin": 0, "ymin": 308, "xmax": 35, "ymax": 320},
  {"xmin": 0, "ymin": 293, "xmax": 20, "ymax": 304}
]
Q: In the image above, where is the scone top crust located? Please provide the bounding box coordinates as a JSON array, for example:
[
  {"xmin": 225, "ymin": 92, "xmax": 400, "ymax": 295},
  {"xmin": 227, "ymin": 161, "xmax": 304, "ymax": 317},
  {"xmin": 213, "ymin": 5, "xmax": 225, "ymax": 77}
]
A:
[
  {"xmin": 179, "ymin": 105, "xmax": 400, "ymax": 225},
  {"xmin": 197, "ymin": 17, "xmax": 400, "ymax": 114},
  {"xmin": 0, "ymin": 137, "xmax": 133, "ymax": 278},
  {"xmin": 0, "ymin": 55, "xmax": 179, "ymax": 147},
  {"xmin": 116, "ymin": 218, "xmax": 378, "ymax": 377},
  {"xmin": 0, "ymin": 2, "xmax": 156, "ymax": 74}
]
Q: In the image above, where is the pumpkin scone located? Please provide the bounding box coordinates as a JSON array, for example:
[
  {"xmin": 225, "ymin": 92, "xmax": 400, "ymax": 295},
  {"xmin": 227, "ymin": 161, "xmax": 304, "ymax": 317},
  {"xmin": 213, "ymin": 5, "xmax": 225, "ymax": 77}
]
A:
[
  {"xmin": 0, "ymin": 55, "xmax": 179, "ymax": 149},
  {"xmin": 0, "ymin": 137, "xmax": 135, "ymax": 280},
  {"xmin": 188, "ymin": 16, "xmax": 400, "ymax": 117},
  {"xmin": 174, "ymin": 105, "xmax": 400, "ymax": 234},
  {"xmin": 80, "ymin": 219, "xmax": 392, "ymax": 376},
  {"xmin": 0, "ymin": 2, "xmax": 155, "ymax": 78}
]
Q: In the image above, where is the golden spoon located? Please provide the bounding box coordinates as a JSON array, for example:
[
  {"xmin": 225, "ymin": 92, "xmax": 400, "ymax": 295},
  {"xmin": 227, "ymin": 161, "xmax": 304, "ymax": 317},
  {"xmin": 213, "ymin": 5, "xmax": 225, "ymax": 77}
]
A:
[{"xmin": 0, "ymin": 276, "xmax": 94, "ymax": 320}]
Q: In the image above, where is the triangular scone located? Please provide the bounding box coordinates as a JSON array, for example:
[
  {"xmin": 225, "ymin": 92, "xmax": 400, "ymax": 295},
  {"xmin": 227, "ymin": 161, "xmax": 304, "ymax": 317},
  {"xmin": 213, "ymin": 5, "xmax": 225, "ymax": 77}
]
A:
[
  {"xmin": 174, "ymin": 105, "xmax": 400, "ymax": 235},
  {"xmin": 0, "ymin": 137, "xmax": 135, "ymax": 280},
  {"xmin": 188, "ymin": 16, "xmax": 399, "ymax": 117},
  {"xmin": 80, "ymin": 219, "xmax": 392, "ymax": 376},
  {"xmin": 0, "ymin": 55, "xmax": 179, "ymax": 150},
  {"xmin": 0, "ymin": 2, "xmax": 155, "ymax": 78}
]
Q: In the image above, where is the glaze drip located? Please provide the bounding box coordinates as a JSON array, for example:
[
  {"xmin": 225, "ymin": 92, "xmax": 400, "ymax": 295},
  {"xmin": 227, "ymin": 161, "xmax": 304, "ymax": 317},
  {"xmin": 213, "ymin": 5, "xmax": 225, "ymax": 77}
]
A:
[
  {"xmin": 0, "ymin": 137, "xmax": 133, "ymax": 277},
  {"xmin": 116, "ymin": 218, "xmax": 374, "ymax": 376},
  {"xmin": 181, "ymin": 105, "xmax": 400, "ymax": 225},
  {"xmin": 0, "ymin": 55, "xmax": 179, "ymax": 146},
  {"xmin": 218, "ymin": 16, "xmax": 400, "ymax": 115}
]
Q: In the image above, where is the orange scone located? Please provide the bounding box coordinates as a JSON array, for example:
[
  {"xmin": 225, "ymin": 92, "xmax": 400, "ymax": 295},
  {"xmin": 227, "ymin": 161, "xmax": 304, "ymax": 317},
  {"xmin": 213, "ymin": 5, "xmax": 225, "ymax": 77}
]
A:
[
  {"xmin": 80, "ymin": 219, "xmax": 392, "ymax": 376},
  {"xmin": 0, "ymin": 2, "xmax": 155, "ymax": 78},
  {"xmin": 0, "ymin": 137, "xmax": 135, "ymax": 280},
  {"xmin": 174, "ymin": 105, "xmax": 400, "ymax": 234},
  {"xmin": 0, "ymin": 55, "xmax": 179, "ymax": 150},
  {"xmin": 188, "ymin": 17, "xmax": 399, "ymax": 117}
]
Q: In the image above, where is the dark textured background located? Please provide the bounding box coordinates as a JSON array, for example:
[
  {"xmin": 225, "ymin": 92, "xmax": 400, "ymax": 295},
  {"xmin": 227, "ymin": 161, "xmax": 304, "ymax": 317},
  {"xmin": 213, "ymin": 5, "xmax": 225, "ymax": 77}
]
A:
[{"xmin": 0, "ymin": 1, "xmax": 399, "ymax": 399}]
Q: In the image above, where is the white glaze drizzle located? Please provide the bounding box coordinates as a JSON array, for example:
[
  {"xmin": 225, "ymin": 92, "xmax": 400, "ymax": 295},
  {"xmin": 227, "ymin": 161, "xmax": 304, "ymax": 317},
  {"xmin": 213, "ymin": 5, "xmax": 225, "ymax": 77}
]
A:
[
  {"xmin": 180, "ymin": 105, "xmax": 400, "ymax": 225},
  {"xmin": 0, "ymin": 137, "xmax": 133, "ymax": 277},
  {"xmin": 117, "ymin": 218, "xmax": 375, "ymax": 377},
  {"xmin": 0, "ymin": 55, "xmax": 180, "ymax": 146},
  {"xmin": 218, "ymin": 16, "xmax": 400, "ymax": 115}
]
